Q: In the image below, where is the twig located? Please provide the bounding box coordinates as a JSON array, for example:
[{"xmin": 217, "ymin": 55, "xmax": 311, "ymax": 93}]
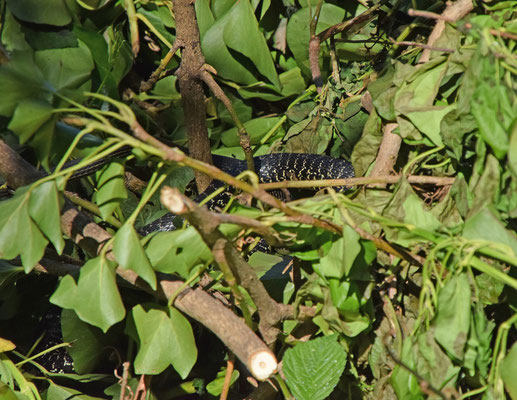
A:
[
  {"xmin": 390, "ymin": 39, "xmax": 454, "ymax": 53},
  {"xmin": 416, "ymin": 0, "xmax": 473, "ymax": 63},
  {"xmin": 140, "ymin": 40, "xmax": 182, "ymax": 92},
  {"xmin": 134, "ymin": 374, "xmax": 150, "ymax": 400},
  {"xmin": 464, "ymin": 24, "xmax": 517, "ymax": 41},
  {"xmin": 161, "ymin": 186, "xmax": 290, "ymax": 346},
  {"xmin": 118, "ymin": 361, "xmax": 131, "ymax": 400},
  {"xmin": 488, "ymin": 28, "xmax": 517, "ymax": 41},
  {"xmin": 308, "ymin": 1, "xmax": 383, "ymax": 92},
  {"xmin": 214, "ymin": 213, "xmax": 285, "ymax": 247},
  {"xmin": 199, "ymin": 67, "xmax": 255, "ymax": 173},
  {"xmin": 123, "ymin": 0, "xmax": 140, "ymax": 56},
  {"xmin": 407, "ymin": 9, "xmax": 455, "ymax": 22},
  {"xmin": 220, "ymin": 353, "xmax": 235, "ymax": 400},
  {"xmin": 258, "ymin": 174, "xmax": 455, "ymax": 191}
]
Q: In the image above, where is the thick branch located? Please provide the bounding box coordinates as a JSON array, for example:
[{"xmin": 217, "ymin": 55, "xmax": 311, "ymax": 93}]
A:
[
  {"xmin": 369, "ymin": 123, "xmax": 401, "ymax": 187},
  {"xmin": 415, "ymin": 0, "xmax": 474, "ymax": 63},
  {"xmin": 173, "ymin": 0, "xmax": 213, "ymax": 192},
  {"xmin": 161, "ymin": 186, "xmax": 290, "ymax": 345},
  {"xmin": 0, "ymin": 140, "xmax": 44, "ymax": 187}
]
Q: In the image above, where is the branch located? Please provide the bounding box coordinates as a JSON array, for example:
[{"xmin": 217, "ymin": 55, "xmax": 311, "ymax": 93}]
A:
[
  {"xmin": 258, "ymin": 174, "xmax": 455, "ymax": 191},
  {"xmin": 308, "ymin": 2, "xmax": 383, "ymax": 92},
  {"xmin": 199, "ymin": 67, "xmax": 255, "ymax": 173},
  {"xmin": 173, "ymin": 0, "xmax": 213, "ymax": 192},
  {"xmin": 369, "ymin": 122, "xmax": 401, "ymax": 188},
  {"xmin": 390, "ymin": 39, "xmax": 454, "ymax": 53},
  {"xmin": 0, "ymin": 140, "xmax": 44, "ymax": 187},
  {"xmin": 140, "ymin": 40, "xmax": 182, "ymax": 93},
  {"xmin": 160, "ymin": 186, "xmax": 291, "ymax": 345},
  {"xmin": 413, "ymin": 0, "xmax": 474, "ymax": 64}
]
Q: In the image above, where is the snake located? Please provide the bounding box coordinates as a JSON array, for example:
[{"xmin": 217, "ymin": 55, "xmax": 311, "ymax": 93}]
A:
[{"xmin": 138, "ymin": 152, "xmax": 355, "ymax": 235}]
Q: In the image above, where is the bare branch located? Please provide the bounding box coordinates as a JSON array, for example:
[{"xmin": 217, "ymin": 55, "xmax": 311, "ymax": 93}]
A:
[
  {"xmin": 140, "ymin": 40, "xmax": 182, "ymax": 92},
  {"xmin": 199, "ymin": 67, "xmax": 255, "ymax": 173},
  {"xmin": 417, "ymin": 0, "xmax": 474, "ymax": 63},
  {"xmin": 161, "ymin": 186, "xmax": 291, "ymax": 345}
]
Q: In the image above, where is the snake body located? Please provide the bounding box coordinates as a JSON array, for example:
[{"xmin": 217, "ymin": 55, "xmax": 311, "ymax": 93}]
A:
[{"xmin": 138, "ymin": 153, "xmax": 355, "ymax": 235}]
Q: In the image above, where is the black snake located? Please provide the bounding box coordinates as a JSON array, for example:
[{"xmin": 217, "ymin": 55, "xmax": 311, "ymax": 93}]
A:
[{"xmin": 138, "ymin": 152, "xmax": 355, "ymax": 235}]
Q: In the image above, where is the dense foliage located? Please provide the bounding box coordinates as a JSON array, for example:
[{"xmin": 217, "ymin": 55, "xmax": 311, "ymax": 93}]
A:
[{"xmin": 0, "ymin": 0, "xmax": 516, "ymax": 399}]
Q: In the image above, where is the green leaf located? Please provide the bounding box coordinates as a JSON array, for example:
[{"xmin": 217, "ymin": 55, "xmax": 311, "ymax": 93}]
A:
[
  {"xmin": 394, "ymin": 58, "xmax": 447, "ymax": 110},
  {"xmin": 0, "ymin": 189, "xmax": 48, "ymax": 272},
  {"xmin": 0, "ymin": 51, "xmax": 49, "ymax": 117},
  {"xmin": 201, "ymin": 0, "xmax": 280, "ymax": 87},
  {"xmin": 206, "ymin": 369, "xmax": 240, "ymax": 396},
  {"xmin": 471, "ymin": 81, "xmax": 509, "ymax": 159},
  {"xmin": 61, "ymin": 309, "xmax": 108, "ymax": 374},
  {"xmin": 29, "ymin": 181, "xmax": 64, "ymax": 254},
  {"xmin": 432, "ymin": 274, "xmax": 471, "ymax": 361},
  {"xmin": 6, "ymin": 0, "xmax": 72, "ymax": 26},
  {"xmin": 132, "ymin": 305, "xmax": 197, "ymax": 378},
  {"xmin": 50, "ymin": 256, "xmax": 125, "ymax": 332},
  {"xmin": 0, "ymin": 382, "xmax": 18, "ymax": 400},
  {"xmin": 283, "ymin": 335, "xmax": 347, "ymax": 400},
  {"xmin": 508, "ymin": 118, "xmax": 517, "ymax": 177},
  {"xmin": 0, "ymin": 338, "xmax": 15, "ymax": 353},
  {"xmin": 113, "ymin": 224, "xmax": 156, "ymax": 290},
  {"xmin": 34, "ymin": 41, "xmax": 94, "ymax": 92},
  {"xmin": 73, "ymin": 26, "xmax": 120, "ymax": 98},
  {"xmin": 7, "ymin": 99, "xmax": 53, "ymax": 144},
  {"xmin": 144, "ymin": 228, "xmax": 212, "ymax": 278},
  {"xmin": 403, "ymin": 195, "xmax": 442, "ymax": 233},
  {"xmin": 221, "ymin": 117, "xmax": 282, "ymax": 147},
  {"xmin": 46, "ymin": 382, "xmax": 106, "ymax": 399},
  {"xmin": 463, "ymin": 207, "xmax": 517, "ymax": 257},
  {"xmin": 93, "ymin": 161, "xmax": 127, "ymax": 220},
  {"xmin": 283, "ymin": 115, "xmax": 333, "ymax": 154},
  {"xmin": 463, "ymin": 303, "xmax": 494, "ymax": 376},
  {"xmin": 317, "ymin": 227, "xmax": 361, "ymax": 279},
  {"xmin": 351, "ymin": 108, "xmax": 382, "ymax": 177},
  {"xmin": 405, "ymin": 104, "xmax": 456, "ymax": 146},
  {"xmin": 501, "ymin": 343, "xmax": 517, "ymax": 399},
  {"xmin": 28, "ymin": 116, "xmax": 58, "ymax": 170}
]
